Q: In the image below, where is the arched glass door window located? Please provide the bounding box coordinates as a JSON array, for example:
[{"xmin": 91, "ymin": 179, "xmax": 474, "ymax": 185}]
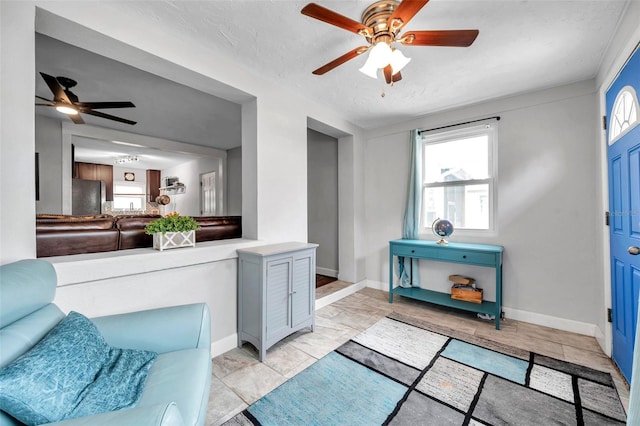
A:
[{"xmin": 609, "ymin": 86, "xmax": 639, "ymax": 145}]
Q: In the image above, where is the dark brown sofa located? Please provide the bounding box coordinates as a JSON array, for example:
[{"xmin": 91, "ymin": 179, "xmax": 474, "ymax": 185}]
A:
[
  {"xmin": 36, "ymin": 215, "xmax": 119, "ymax": 258},
  {"xmin": 116, "ymin": 215, "xmax": 161, "ymax": 250},
  {"xmin": 36, "ymin": 214, "xmax": 242, "ymax": 257}
]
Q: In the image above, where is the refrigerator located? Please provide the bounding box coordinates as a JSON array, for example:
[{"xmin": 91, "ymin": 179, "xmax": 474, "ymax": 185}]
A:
[{"xmin": 72, "ymin": 179, "xmax": 105, "ymax": 215}]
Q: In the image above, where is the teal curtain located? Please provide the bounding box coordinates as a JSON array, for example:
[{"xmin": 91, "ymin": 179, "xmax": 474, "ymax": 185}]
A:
[
  {"xmin": 628, "ymin": 294, "xmax": 640, "ymax": 424},
  {"xmin": 397, "ymin": 130, "xmax": 423, "ymax": 288}
]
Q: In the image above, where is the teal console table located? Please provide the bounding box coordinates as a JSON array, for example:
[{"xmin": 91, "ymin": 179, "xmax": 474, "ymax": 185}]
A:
[{"xmin": 389, "ymin": 239, "xmax": 504, "ymax": 329}]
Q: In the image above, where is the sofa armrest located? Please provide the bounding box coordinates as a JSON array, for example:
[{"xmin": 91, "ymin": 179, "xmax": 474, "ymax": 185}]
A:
[
  {"xmin": 45, "ymin": 403, "xmax": 184, "ymax": 426},
  {"xmin": 91, "ymin": 303, "xmax": 211, "ymax": 354}
]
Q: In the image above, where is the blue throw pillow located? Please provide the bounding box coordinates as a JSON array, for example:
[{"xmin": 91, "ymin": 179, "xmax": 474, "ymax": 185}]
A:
[{"xmin": 0, "ymin": 311, "xmax": 157, "ymax": 425}]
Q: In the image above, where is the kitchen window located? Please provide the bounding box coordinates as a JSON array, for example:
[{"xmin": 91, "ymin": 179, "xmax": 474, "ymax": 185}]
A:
[{"xmin": 113, "ymin": 182, "xmax": 146, "ymax": 211}]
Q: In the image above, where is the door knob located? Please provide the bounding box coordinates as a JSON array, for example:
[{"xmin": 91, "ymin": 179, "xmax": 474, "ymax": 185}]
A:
[{"xmin": 628, "ymin": 246, "xmax": 640, "ymax": 255}]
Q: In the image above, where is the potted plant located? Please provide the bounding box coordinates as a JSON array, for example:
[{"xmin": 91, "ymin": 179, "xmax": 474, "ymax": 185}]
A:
[{"xmin": 145, "ymin": 212, "xmax": 201, "ymax": 251}]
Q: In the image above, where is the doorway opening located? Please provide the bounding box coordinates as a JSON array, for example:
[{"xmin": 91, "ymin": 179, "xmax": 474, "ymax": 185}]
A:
[{"xmin": 307, "ymin": 128, "xmax": 339, "ymax": 289}]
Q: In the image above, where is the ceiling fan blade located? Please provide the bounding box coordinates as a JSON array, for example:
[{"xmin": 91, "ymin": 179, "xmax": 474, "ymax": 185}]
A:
[
  {"xmin": 35, "ymin": 103, "xmax": 56, "ymax": 106},
  {"xmin": 68, "ymin": 113, "xmax": 85, "ymax": 125},
  {"xmin": 387, "ymin": 0, "xmax": 429, "ymax": 31},
  {"xmin": 382, "ymin": 66, "xmax": 402, "ymax": 85},
  {"xmin": 383, "ymin": 65, "xmax": 393, "ymax": 85},
  {"xmin": 83, "ymin": 109, "xmax": 137, "ymax": 125},
  {"xmin": 39, "ymin": 72, "xmax": 73, "ymax": 104},
  {"xmin": 302, "ymin": 3, "xmax": 372, "ymax": 36},
  {"xmin": 401, "ymin": 30, "xmax": 479, "ymax": 47},
  {"xmin": 312, "ymin": 46, "xmax": 369, "ymax": 75},
  {"xmin": 35, "ymin": 95, "xmax": 54, "ymax": 103},
  {"xmin": 76, "ymin": 101, "xmax": 136, "ymax": 110}
]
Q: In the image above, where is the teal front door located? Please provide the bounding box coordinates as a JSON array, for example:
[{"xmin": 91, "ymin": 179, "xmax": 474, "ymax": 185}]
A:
[{"xmin": 606, "ymin": 45, "xmax": 640, "ymax": 383}]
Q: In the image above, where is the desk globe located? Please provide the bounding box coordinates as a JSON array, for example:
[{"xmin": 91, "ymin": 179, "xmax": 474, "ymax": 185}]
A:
[{"xmin": 432, "ymin": 218, "xmax": 454, "ymax": 244}]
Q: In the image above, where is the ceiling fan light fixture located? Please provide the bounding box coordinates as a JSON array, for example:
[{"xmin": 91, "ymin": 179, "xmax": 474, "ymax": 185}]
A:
[
  {"xmin": 359, "ymin": 41, "xmax": 409, "ymax": 80},
  {"xmin": 367, "ymin": 41, "xmax": 393, "ymax": 68},
  {"xmin": 389, "ymin": 48, "xmax": 411, "ymax": 75},
  {"xmin": 301, "ymin": 1, "xmax": 479, "ymax": 86},
  {"xmin": 55, "ymin": 105, "xmax": 78, "ymax": 115},
  {"xmin": 359, "ymin": 57, "xmax": 380, "ymax": 79}
]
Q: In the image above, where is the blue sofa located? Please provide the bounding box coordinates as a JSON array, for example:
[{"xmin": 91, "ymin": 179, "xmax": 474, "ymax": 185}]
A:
[{"xmin": 0, "ymin": 259, "xmax": 212, "ymax": 426}]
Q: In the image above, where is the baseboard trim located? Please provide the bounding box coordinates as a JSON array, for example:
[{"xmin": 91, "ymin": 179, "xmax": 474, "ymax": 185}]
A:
[
  {"xmin": 595, "ymin": 325, "xmax": 609, "ymax": 356},
  {"xmin": 366, "ymin": 279, "xmax": 388, "ymax": 291},
  {"xmin": 366, "ymin": 280, "xmax": 597, "ymax": 337},
  {"xmin": 316, "ymin": 280, "xmax": 367, "ymax": 309},
  {"xmin": 316, "ymin": 267, "xmax": 338, "ymax": 278},
  {"xmin": 212, "ymin": 333, "xmax": 238, "ymax": 358},
  {"xmin": 502, "ymin": 307, "xmax": 597, "ymax": 337}
]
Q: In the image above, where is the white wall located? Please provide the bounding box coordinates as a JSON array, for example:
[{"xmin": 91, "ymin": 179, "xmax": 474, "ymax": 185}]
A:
[
  {"xmin": 113, "ymin": 166, "xmax": 147, "ymax": 185},
  {"xmin": 365, "ymin": 80, "xmax": 602, "ymax": 333},
  {"xmin": 0, "ymin": 2, "xmax": 365, "ymax": 354},
  {"xmin": 55, "ymin": 260, "xmax": 236, "ymax": 353},
  {"xmin": 35, "ymin": 115, "xmax": 63, "ymax": 214},
  {"xmin": 0, "ymin": 2, "xmax": 37, "ymax": 262},
  {"xmin": 26, "ymin": 1, "xmax": 364, "ymax": 244},
  {"xmin": 307, "ymin": 129, "xmax": 339, "ymax": 276},
  {"xmin": 163, "ymin": 156, "xmax": 224, "ymax": 217},
  {"xmin": 227, "ymin": 147, "xmax": 242, "ymax": 216},
  {"xmin": 50, "ymin": 240, "xmax": 264, "ymax": 357},
  {"xmin": 594, "ymin": 0, "xmax": 640, "ymax": 356},
  {"xmin": 6, "ymin": 0, "xmax": 633, "ymax": 351},
  {"xmin": 34, "ymin": 116, "xmax": 230, "ymax": 216}
]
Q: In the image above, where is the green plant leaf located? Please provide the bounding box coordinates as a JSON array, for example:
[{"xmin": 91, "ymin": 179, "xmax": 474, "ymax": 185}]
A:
[{"xmin": 145, "ymin": 215, "xmax": 201, "ymax": 235}]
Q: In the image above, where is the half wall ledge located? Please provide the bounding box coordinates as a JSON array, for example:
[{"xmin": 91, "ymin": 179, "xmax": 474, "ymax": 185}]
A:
[{"xmin": 50, "ymin": 238, "xmax": 266, "ymax": 287}]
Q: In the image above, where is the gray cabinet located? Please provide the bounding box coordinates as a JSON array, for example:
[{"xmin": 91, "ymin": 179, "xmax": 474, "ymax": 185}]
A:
[{"xmin": 237, "ymin": 242, "xmax": 318, "ymax": 361}]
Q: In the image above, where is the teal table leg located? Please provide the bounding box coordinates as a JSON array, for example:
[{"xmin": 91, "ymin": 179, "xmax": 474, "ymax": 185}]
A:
[
  {"xmin": 495, "ymin": 264, "xmax": 502, "ymax": 330},
  {"xmin": 389, "ymin": 250, "xmax": 394, "ymax": 303}
]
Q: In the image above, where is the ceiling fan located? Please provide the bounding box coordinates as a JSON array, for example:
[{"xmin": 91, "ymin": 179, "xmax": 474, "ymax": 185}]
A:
[
  {"xmin": 35, "ymin": 72, "xmax": 137, "ymax": 125},
  {"xmin": 301, "ymin": 0, "xmax": 479, "ymax": 85}
]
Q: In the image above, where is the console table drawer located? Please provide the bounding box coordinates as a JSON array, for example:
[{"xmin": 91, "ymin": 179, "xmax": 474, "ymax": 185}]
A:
[
  {"xmin": 392, "ymin": 243, "xmax": 497, "ymax": 267},
  {"xmin": 438, "ymin": 250, "xmax": 496, "ymax": 267},
  {"xmin": 392, "ymin": 244, "xmax": 439, "ymax": 258}
]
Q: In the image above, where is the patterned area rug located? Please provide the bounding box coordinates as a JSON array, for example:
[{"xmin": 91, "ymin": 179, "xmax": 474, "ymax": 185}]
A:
[{"xmin": 225, "ymin": 312, "xmax": 627, "ymax": 425}]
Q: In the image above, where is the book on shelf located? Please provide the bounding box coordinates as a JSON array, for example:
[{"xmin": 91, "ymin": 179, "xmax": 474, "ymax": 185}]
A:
[{"xmin": 449, "ymin": 274, "xmax": 476, "ymax": 286}]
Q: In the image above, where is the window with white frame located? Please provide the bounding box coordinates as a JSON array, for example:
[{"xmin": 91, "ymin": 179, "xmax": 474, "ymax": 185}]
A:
[
  {"xmin": 421, "ymin": 123, "xmax": 497, "ymax": 232},
  {"xmin": 609, "ymin": 86, "xmax": 639, "ymax": 145},
  {"xmin": 113, "ymin": 182, "xmax": 146, "ymax": 211}
]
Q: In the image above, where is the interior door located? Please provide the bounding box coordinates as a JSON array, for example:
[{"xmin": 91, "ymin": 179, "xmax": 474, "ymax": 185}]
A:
[
  {"xmin": 606, "ymin": 45, "xmax": 640, "ymax": 383},
  {"xmin": 200, "ymin": 171, "xmax": 216, "ymax": 215}
]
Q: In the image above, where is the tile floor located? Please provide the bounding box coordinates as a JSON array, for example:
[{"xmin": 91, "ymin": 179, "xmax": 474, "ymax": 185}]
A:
[{"xmin": 206, "ymin": 284, "xmax": 631, "ymax": 425}]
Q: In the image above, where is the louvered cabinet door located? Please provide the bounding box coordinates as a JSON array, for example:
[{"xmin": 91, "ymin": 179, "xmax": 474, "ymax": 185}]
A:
[
  {"xmin": 237, "ymin": 242, "xmax": 318, "ymax": 362},
  {"xmin": 265, "ymin": 257, "xmax": 292, "ymax": 343},
  {"xmin": 291, "ymin": 252, "xmax": 315, "ymax": 329}
]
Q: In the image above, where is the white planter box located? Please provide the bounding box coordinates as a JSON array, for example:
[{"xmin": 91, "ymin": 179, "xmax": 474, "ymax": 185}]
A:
[{"xmin": 153, "ymin": 230, "xmax": 196, "ymax": 251}]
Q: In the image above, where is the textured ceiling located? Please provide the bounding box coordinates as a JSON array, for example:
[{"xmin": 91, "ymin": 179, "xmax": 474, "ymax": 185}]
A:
[
  {"xmin": 36, "ymin": 0, "xmax": 629, "ymax": 154},
  {"xmin": 109, "ymin": 0, "xmax": 628, "ymax": 129}
]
